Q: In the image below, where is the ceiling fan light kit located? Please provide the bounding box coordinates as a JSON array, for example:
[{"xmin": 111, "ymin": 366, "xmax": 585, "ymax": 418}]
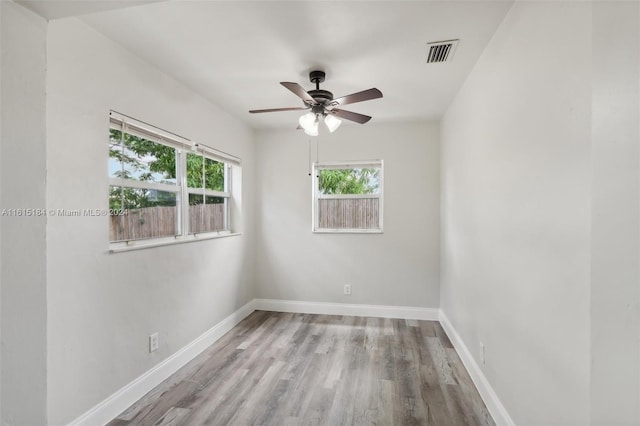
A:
[
  {"xmin": 299, "ymin": 111, "xmax": 320, "ymax": 136},
  {"xmin": 249, "ymin": 70, "xmax": 382, "ymax": 136},
  {"xmin": 324, "ymin": 114, "xmax": 342, "ymax": 133},
  {"xmin": 299, "ymin": 111, "xmax": 342, "ymax": 136}
]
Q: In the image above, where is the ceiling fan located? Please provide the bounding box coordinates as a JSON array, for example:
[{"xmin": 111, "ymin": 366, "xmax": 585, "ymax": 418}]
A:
[{"xmin": 249, "ymin": 70, "xmax": 383, "ymax": 136}]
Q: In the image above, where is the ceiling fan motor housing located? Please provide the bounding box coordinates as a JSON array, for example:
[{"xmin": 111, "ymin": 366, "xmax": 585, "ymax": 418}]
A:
[{"xmin": 308, "ymin": 89, "xmax": 333, "ymax": 104}]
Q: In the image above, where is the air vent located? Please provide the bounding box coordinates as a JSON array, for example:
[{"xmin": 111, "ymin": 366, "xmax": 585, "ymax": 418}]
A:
[{"xmin": 426, "ymin": 39, "xmax": 459, "ymax": 63}]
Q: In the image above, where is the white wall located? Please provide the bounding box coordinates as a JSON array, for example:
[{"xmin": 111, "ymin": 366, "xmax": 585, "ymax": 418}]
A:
[
  {"xmin": 590, "ymin": 2, "xmax": 640, "ymax": 424},
  {"xmin": 0, "ymin": 2, "xmax": 48, "ymax": 425},
  {"xmin": 46, "ymin": 18, "xmax": 256, "ymax": 425},
  {"xmin": 255, "ymin": 121, "xmax": 439, "ymax": 308},
  {"xmin": 441, "ymin": 2, "xmax": 592, "ymax": 424},
  {"xmin": 0, "ymin": 3, "xmax": 3, "ymax": 423}
]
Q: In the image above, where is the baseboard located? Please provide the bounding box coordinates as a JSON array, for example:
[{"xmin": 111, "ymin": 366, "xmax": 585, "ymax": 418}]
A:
[
  {"xmin": 67, "ymin": 299, "xmax": 257, "ymax": 426},
  {"xmin": 254, "ymin": 298, "xmax": 440, "ymax": 320},
  {"xmin": 439, "ymin": 311, "xmax": 515, "ymax": 426}
]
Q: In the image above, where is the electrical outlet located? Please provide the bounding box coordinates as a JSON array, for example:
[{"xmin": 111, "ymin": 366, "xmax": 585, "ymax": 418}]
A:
[
  {"xmin": 344, "ymin": 284, "xmax": 351, "ymax": 295},
  {"xmin": 480, "ymin": 342, "xmax": 485, "ymax": 365},
  {"xmin": 149, "ymin": 332, "xmax": 159, "ymax": 353}
]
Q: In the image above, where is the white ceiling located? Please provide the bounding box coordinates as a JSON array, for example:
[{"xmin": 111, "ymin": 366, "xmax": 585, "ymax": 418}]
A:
[
  {"xmin": 24, "ymin": 0, "xmax": 514, "ymax": 130},
  {"xmin": 16, "ymin": 0, "xmax": 165, "ymax": 20}
]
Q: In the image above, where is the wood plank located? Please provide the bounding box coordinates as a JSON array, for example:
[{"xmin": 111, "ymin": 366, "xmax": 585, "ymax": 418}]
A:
[
  {"xmin": 153, "ymin": 407, "xmax": 190, "ymax": 426},
  {"xmin": 426, "ymin": 336, "xmax": 457, "ymax": 385}
]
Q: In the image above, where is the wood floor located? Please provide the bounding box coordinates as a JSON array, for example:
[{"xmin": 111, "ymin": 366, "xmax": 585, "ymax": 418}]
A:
[{"xmin": 108, "ymin": 311, "xmax": 494, "ymax": 426}]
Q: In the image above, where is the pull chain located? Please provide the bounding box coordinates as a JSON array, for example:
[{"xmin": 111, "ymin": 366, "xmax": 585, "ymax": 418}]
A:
[{"xmin": 308, "ymin": 137, "xmax": 312, "ymax": 176}]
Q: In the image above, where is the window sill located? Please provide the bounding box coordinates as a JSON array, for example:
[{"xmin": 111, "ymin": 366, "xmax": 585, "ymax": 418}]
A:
[
  {"xmin": 109, "ymin": 231, "xmax": 241, "ymax": 253},
  {"xmin": 313, "ymin": 228, "xmax": 383, "ymax": 234}
]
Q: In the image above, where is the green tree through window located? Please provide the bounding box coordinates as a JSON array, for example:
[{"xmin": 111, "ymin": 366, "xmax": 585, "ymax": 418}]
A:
[
  {"xmin": 186, "ymin": 153, "xmax": 225, "ymax": 205},
  {"xmin": 318, "ymin": 168, "xmax": 379, "ymax": 195}
]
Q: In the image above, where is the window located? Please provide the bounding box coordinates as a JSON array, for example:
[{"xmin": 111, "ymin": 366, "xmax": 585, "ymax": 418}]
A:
[
  {"xmin": 108, "ymin": 112, "xmax": 239, "ymax": 249},
  {"xmin": 312, "ymin": 160, "xmax": 383, "ymax": 233}
]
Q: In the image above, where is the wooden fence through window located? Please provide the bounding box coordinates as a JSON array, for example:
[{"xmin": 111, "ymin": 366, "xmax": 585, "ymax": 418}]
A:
[
  {"xmin": 110, "ymin": 204, "xmax": 225, "ymax": 242},
  {"xmin": 317, "ymin": 198, "xmax": 379, "ymax": 229}
]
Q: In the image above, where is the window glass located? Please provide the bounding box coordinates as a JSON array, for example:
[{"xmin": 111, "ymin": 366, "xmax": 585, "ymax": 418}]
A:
[
  {"xmin": 186, "ymin": 153, "xmax": 224, "ymax": 192},
  {"xmin": 317, "ymin": 168, "xmax": 380, "ymax": 195},
  {"xmin": 109, "ymin": 129, "xmax": 176, "ymax": 184},
  {"xmin": 109, "ymin": 187, "xmax": 178, "ymax": 241},
  {"xmin": 188, "ymin": 194, "xmax": 226, "ymax": 234}
]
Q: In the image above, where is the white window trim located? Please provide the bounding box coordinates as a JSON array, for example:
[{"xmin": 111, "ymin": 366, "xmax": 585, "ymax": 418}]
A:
[
  {"xmin": 317, "ymin": 193, "xmax": 381, "ymax": 200},
  {"xmin": 109, "ymin": 231, "xmax": 240, "ymax": 253},
  {"xmin": 108, "ymin": 178, "xmax": 180, "ymax": 194},
  {"xmin": 108, "ymin": 111, "xmax": 241, "ymax": 251},
  {"xmin": 312, "ymin": 160, "xmax": 384, "ymax": 234}
]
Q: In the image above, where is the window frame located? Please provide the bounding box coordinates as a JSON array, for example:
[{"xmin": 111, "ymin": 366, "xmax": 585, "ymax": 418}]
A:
[
  {"xmin": 108, "ymin": 111, "xmax": 240, "ymax": 252},
  {"xmin": 312, "ymin": 160, "xmax": 384, "ymax": 234}
]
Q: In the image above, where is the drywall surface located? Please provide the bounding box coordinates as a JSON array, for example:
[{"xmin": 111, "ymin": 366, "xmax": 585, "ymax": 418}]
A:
[
  {"xmin": 46, "ymin": 18, "xmax": 256, "ymax": 424},
  {"xmin": 0, "ymin": 2, "xmax": 48, "ymax": 424},
  {"xmin": 590, "ymin": 2, "xmax": 640, "ymax": 424},
  {"xmin": 441, "ymin": 2, "xmax": 591, "ymax": 424},
  {"xmin": 255, "ymin": 121, "xmax": 440, "ymax": 308},
  {"xmin": 0, "ymin": 3, "xmax": 3, "ymax": 424}
]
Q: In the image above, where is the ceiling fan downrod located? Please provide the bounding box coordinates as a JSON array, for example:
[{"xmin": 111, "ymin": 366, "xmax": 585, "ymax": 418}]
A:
[{"xmin": 309, "ymin": 70, "xmax": 325, "ymax": 90}]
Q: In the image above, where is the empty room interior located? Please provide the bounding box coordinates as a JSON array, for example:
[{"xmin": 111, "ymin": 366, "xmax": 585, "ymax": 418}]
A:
[{"xmin": 1, "ymin": 0, "xmax": 639, "ymax": 425}]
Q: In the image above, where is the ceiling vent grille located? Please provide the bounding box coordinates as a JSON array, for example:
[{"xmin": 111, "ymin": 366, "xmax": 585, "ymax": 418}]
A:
[{"xmin": 426, "ymin": 39, "xmax": 459, "ymax": 63}]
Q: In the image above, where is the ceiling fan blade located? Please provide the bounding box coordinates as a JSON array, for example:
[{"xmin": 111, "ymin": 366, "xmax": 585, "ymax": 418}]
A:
[
  {"xmin": 331, "ymin": 109, "xmax": 372, "ymax": 124},
  {"xmin": 281, "ymin": 82, "xmax": 318, "ymax": 105},
  {"xmin": 332, "ymin": 88, "xmax": 382, "ymax": 107},
  {"xmin": 249, "ymin": 107, "xmax": 310, "ymax": 114}
]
